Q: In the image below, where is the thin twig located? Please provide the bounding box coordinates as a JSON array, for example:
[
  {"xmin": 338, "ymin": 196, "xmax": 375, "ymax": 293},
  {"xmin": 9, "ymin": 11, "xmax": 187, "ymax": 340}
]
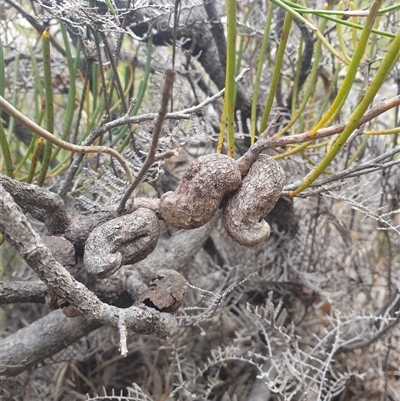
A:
[
  {"xmin": 58, "ymin": 115, "xmax": 109, "ymax": 198},
  {"xmin": 237, "ymin": 95, "xmax": 400, "ymax": 176},
  {"xmin": 100, "ymin": 31, "xmax": 129, "ymax": 112},
  {"xmin": 74, "ymin": 88, "xmax": 397, "ymax": 155},
  {"xmin": 0, "ymin": 96, "xmax": 134, "ymax": 183},
  {"xmin": 335, "ymin": 313, "xmax": 400, "ymax": 354},
  {"xmin": 95, "ymin": 67, "xmax": 251, "ymax": 134},
  {"xmin": 283, "ymin": 145, "xmax": 400, "ymax": 192},
  {"xmin": 117, "ymin": 68, "xmax": 176, "ymax": 215}
]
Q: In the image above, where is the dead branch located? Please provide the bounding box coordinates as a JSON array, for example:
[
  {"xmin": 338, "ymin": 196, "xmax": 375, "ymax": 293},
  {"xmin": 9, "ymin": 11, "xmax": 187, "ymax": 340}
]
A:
[
  {"xmin": 283, "ymin": 145, "xmax": 400, "ymax": 194},
  {"xmin": 0, "ymin": 174, "xmax": 70, "ymax": 234},
  {"xmin": 0, "ymin": 281, "xmax": 47, "ymax": 304},
  {"xmin": 0, "ymin": 185, "xmax": 178, "ymax": 340},
  {"xmin": 0, "ymin": 309, "xmax": 101, "ymax": 377}
]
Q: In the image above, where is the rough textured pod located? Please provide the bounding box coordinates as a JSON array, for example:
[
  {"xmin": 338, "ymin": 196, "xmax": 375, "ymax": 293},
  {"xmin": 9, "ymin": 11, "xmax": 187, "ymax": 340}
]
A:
[
  {"xmin": 134, "ymin": 269, "xmax": 188, "ymax": 313},
  {"xmin": 160, "ymin": 154, "xmax": 241, "ymax": 229},
  {"xmin": 84, "ymin": 208, "xmax": 160, "ymax": 278},
  {"xmin": 222, "ymin": 154, "xmax": 286, "ymax": 247}
]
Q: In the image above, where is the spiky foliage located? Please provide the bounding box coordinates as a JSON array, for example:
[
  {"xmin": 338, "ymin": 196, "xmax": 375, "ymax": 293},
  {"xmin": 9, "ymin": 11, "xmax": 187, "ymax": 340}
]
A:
[{"xmin": 1, "ymin": 1, "xmax": 399, "ymax": 400}]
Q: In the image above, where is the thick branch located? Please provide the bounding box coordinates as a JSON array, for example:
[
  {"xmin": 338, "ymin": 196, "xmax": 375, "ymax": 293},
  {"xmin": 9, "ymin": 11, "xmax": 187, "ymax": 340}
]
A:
[
  {"xmin": 0, "ymin": 174, "xmax": 70, "ymax": 234},
  {"xmin": 0, "ymin": 268, "xmax": 146, "ymax": 307},
  {"xmin": 0, "ymin": 185, "xmax": 178, "ymax": 339},
  {"xmin": 0, "ymin": 310, "xmax": 100, "ymax": 376},
  {"xmin": 0, "ymin": 281, "xmax": 47, "ymax": 304},
  {"xmin": 134, "ymin": 214, "xmax": 217, "ymax": 281}
]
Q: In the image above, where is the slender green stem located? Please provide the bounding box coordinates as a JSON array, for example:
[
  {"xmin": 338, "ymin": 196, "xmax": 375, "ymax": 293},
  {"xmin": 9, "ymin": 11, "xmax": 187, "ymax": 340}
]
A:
[
  {"xmin": 368, "ymin": 13, "xmax": 380, "ymax": 60},
  {"xmin": 308, "ymin": 0, "xmax": 382, "ymax": 137},
  {"xmin": 118, "ymin": 36, "xmax": 152, "ymax": 153},
  {"xmin": 7, "ymin": 53, "xmax": 20, "ymax": 141},
  {"xmin": 103, "ymin": 0, "xmax": 117, "ymax": 15},
  {"xmin": 0, "ymin": 38, "xmax": 4, "ymax": 98},
  {"xmin": 290, "ymin": 36, "xmax": 303, "ymax": 122},
  {"xmin": 336, "ymin": 1, "xmax": 352, "ymax": 64},
  {"xmin": 274, "ymin": 140, "xmax": 313, "ymax": 160},
  {"xmin": 268, "ymin": 0, "xmax": 315, "ymax": 30},
  {"xmin": 349, "ymin": 1, "xmax": 358, "ymax": 52},
  {"xmin": 216, "ymin": 100, "xmax": 228, "ymax": 154},
  {"xmin": 378, "ymin": 4, "xmax": 400, "ymax": 14},
  {"xmin": 37, "ymin": 29, "xmax": 54, "ymax": 186},
  {"xmin": 84, "ymin": 64, "xmax": 93, "ymax": 140},
  {"xmin": 281, "ymin": 0, "xmax": 399, "ymax": 16},
  {"xmin": 270, "ymin": 0, "xmax": 347, "ymax": 63},
  {"xmin": 60, "ymin": 24, "xmax": 79, "ymax": 140},
  {"xmin": 259, "ymin": 5, "xmax": 293, "ymax": 133},
  {"xmin": 365, "ymin": 127, "xmax": 400, "ymax": 135},
  {"xmin": 291, "ymin": 30, "xmax": 400, "ymax": 196},
  {"xmin": 132, "ymin": 36, "xmax": 152, "ymax": 116},
  {"xmin": 91, "ymin": 62, "xmax": 99, "ymax": 115},
  {"xmin": 275, "ymin": 8, "xmax": 328, "ymax": 137},
  {"xmin": 224, "ymin": 0, "xmax": 236, "ymax": 158},
  {"xmin": 250, "ymin": 2, "xmax": 274, "ymax": 144},
  {"xmin": 346, "ymin": 136, "xmax": 367, "ymax": 168},
  {"xmin": 50, "ymin": 25, "xmax": 81, "ymax": 162},
  {"xmin": 315, "ymin": 67, "xmax": 341, "ymax": 126},
  {"xmin": 15, "ymin": 101, "xmax": 45, "ymax": 174},
  {"xmin": 320, "ymin": 14, "xmax": 394, "ymax": 39},
  {"xmin": 13, "ymin": 23, "xmax": 44, "ymax": 121},
  {"xmin": 235, "ymin": 7, "xmax": 249, "ymax": 77},
  {"xmin": 278, "ymin": 0, "xmax": 397, "ymax": 38},
  {"xmin": 28, "ymin": 43, "xmax": 43, "ymax": 123},
  {"xmin": 27, "ymin": 138, "xmax": 44, "ymax": 183},
  {"xmin": 0, "ymin": 120, "xmax": 14, "ymax": 177}
]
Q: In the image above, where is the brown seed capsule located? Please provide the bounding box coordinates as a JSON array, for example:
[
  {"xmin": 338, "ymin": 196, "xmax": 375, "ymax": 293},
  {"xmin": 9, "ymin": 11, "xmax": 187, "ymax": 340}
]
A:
[
  {"xmin": 84, "ymin": 208, "xmax": 160, "ymax": 278},
  {"xmin": 222, "ymin": 154, "xmax": 286, "ymax": 247},
  {"xmin": 160, "ymin": 154, "xmax": 241, "ymax": 229},
  {"xmin": 134, "ymin": 269, "xmax": 187, "ymax": 313}
]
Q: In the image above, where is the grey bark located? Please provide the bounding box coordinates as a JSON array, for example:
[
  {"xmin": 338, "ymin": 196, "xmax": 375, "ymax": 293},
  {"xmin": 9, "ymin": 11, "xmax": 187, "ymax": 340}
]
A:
[
  {"xmin": 0, "ymin": 310, "xmax": 100, "ymax": 377},
  {"xmin": 0, "ymin": 183, "xmax": 214, "ymax": 377},
  {"xmin": 134, "ymin": 216, "xmax": 217, "ymax": 279},
  {"xmin": 0, "ymin": 184, "xmax": 178, "ymax": 343},
  {"xmin": 0, "ymin": 174, "xmax": 70, "ymax": 234},
  {"xmin": 0, "ymin": 281, "xmax": 47, "ymax": 304}
]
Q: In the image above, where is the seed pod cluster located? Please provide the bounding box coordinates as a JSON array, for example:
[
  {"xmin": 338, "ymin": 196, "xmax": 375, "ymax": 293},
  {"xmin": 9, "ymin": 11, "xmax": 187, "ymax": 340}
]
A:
[
  {"xmin": 160, "ymin": 154, "xmax": 242, "ymax": 229},
  {"xmin": 82, "ymin": 153, "xmax": 285, "ymax": 281},
  {"xmin": 160, "ymin": 153, "xmax": 286, "ymax": 246},
  {"xmin": 222, "ymin": 154, "xmax": 286, "ymax": 246}
]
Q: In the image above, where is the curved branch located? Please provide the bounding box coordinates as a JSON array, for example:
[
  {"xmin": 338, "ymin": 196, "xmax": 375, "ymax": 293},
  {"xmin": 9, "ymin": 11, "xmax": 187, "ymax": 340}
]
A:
[
  {"xmin": 0, "ymin": 96, "xmax": 134, "ymax": 183},
  {"xmin": 0, "ymin": 174, "xmax": 70, "ymax": 234}
]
